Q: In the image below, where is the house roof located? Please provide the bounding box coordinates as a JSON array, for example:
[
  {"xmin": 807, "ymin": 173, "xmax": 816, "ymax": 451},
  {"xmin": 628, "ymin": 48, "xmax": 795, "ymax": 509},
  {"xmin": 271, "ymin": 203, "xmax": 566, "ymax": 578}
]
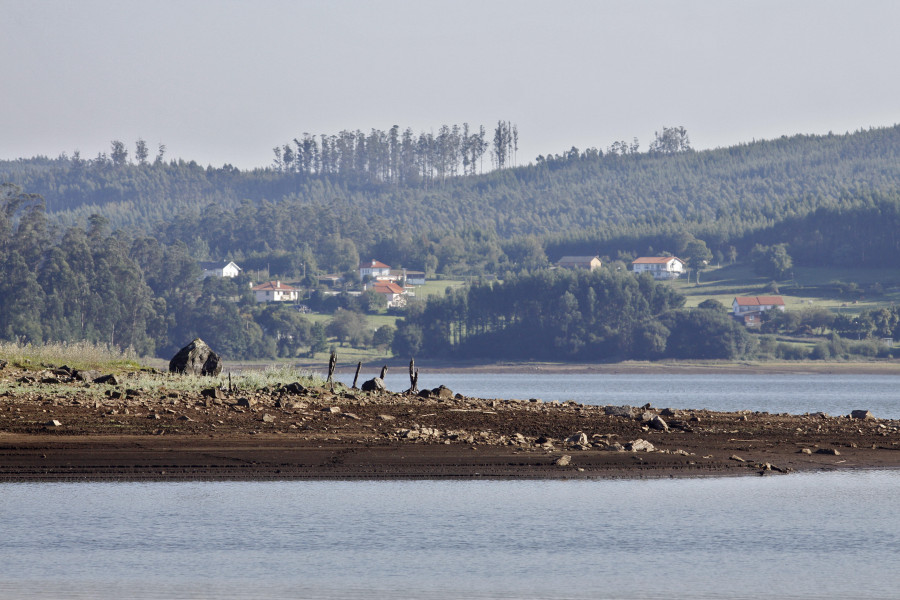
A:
[
  {"xmin": 361, "ymin": 260, "xmax": 390, "ymax": 269},
  {"xmin": 252, "ymin": 281, "xmax": 298, "ymax": 292},
  {"xmin": 372, "ymin": 281, "xmax": 404, "ymax": 294},
  {"xmin": 734, "ymin": 296, "xmax": 785, "ymax": 306},
  {"xmin": 632, "ymin": 256, "xmax": 683, "ymax": 265}
]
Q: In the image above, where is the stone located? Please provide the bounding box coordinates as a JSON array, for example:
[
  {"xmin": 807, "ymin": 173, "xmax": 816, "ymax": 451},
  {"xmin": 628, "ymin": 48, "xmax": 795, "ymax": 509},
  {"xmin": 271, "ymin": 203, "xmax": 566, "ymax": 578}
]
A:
[
  {"xmin": 93, "ymin": 374, "xmax": 120, "ymax": 385},
  {"xmin": 201, "ymin": 387, "xmax": 226, "ymax": 399},
  {"xmin": 45, "ymin": 419, "xmax": 62, "ymax": 427},
  {"xmin": 800, "ymin": 448, "xmax": 813, "ymax": 454},
  {"xmin": 323, "ymin": 406, "xmax": 341, "ymax": 413},
  {"xmin": 555, "ymin": 455, "xmax": 572, "ymax": 467},
  {"xmin": 627, "ymin": 439, "xmax": 655, "ymax": 452},
  {"xmin": 851, "ymin": 410, "xmax": 874, "ymax": 420},
  {"xmin": 262, "ymin": 414, "xmax": 276, "ymax": 423},
  {"xmin": 284, "ymin": 382, "xmax": 307, "ymax": 395},
  {"xmin": 431, "ymin": 385, "xmax": 454, "ymax": 399},
  {"xmin": 649, "ymin": 416, "xmax": 669, "ymax": 431},
  {"xmin": 565, "ymin": 432, "xmax": 588, "ymax": 445},
  {"xmin": 361, "ymin": 377, "xmax": 386, "ymax": 393},
  {"xmin": 168, "ymin": 338, "xmax": 222, "ymax": 376},
  {"xmin": 378, "ymin": 414, "xmax": 396, "ymax": 421},
  {"xmin": 342, "ymin": 412, "xmax": 360, "ymax": 420},
  {"xmin": 604, "ymin": 405, "xmax": 634, "ymax": 418},
  {"xmin": 235, "ymin": 397, "xmax": 256, "ymax": 408},
  {"xmin": 660, "ymin": 408, "xmax": 677, "ymax": 417},
  {"xmin": 730, "ymin": 454, "xmax": 746, "ymax": 462},
  {"xmin": 816, "ymin": 448, "xmax": 841, "ymax": 455},
  {"xmin": 640, "ymin": 411, "xmax": 657, "ymax": 423}
]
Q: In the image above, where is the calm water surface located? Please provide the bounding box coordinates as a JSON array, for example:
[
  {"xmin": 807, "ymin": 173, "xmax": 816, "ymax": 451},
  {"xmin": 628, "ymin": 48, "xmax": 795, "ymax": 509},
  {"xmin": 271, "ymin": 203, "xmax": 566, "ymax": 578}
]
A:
[
  {"xmin": 335, "ymin": 372, "xmax": 900, "ymax": 419},
  {"xmin": 2, "ymin": 473, "xmax": 899, "ymax": 599}
]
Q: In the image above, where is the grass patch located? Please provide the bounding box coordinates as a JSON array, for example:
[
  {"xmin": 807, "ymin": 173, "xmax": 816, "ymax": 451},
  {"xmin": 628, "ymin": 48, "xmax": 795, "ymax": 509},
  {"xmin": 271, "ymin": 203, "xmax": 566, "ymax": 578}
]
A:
[{"xmin": 0, "ymin": 341, "xmax": 142, "ymax": 372}]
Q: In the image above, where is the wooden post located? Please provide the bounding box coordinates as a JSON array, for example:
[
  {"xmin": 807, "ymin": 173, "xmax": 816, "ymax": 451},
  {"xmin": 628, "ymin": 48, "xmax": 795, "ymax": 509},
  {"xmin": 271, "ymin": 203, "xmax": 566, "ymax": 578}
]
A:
[
  {"xmin": 409, "ymin": 358, "xmax": 418, "ymax": 394},
  {"xmin": 352, "ymin": 361, "xmax": 362, "ymax": 389},
  {"xmin": 379, "ymin": 365, "xmax": 388, "ymax": 380},
  {"xmin": 327, "ymin": 351, "xmax": 337, "ymax": 391}
]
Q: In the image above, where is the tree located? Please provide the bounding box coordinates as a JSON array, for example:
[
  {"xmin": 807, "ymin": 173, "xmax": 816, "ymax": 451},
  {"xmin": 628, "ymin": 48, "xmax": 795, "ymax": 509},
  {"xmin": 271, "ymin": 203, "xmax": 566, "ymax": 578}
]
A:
[
  {"xmin": 135, "ymin": 139, "xmax": 149, "ymax": 165},
  {"xmin": 682, "ymin": 238, "xmax": 713, "ymax": 283},
  {"xmin": 750, "ymin": 244, "xmax": 793, "ymax": 279},
  {"xmin": 649, "ymin": 126, "xmax": 691, "ymax": 154},
  {"xmin": 110, "ymin": 140, "xmax": 128, "ymax": 166},
  {"xmin": 372, "ymin": 324, "xmax": 396, "ymax": 351}
]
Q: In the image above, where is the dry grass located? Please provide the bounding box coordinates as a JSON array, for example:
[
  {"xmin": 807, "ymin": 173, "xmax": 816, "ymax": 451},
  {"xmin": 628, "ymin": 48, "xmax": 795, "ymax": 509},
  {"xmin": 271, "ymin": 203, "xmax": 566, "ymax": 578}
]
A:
[{"xmin": 0, "ymin": 341, "xmax": 141, "ymax": 372}]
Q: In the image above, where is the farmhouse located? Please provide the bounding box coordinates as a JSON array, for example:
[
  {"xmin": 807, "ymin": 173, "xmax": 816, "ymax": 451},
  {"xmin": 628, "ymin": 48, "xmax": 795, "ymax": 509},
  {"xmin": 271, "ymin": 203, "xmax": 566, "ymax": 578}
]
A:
[
  {"xmin": 557, "ymin": 256, "xmax": 602, "ymax": 271},
  {"xmin": 732, "ymin": 296, "xmax": 786, "ymax": 328},
  {"xmin": 631, "ymin": 256, "xmax": 685, "ymax": 279},
  {"xmin": 359, "ymin": 260, "xmax": 392, "ymax": 280},
  {"xmin": 199, "ymin": 260, "xmax": 241, "ymax": 278},
  {"xmin": 366, "ymin": 280, "xmax": 408, "ymax": 308},
  {"xmin": 251, "ymin": 280, "xmax": 299, "ymax": 303}
]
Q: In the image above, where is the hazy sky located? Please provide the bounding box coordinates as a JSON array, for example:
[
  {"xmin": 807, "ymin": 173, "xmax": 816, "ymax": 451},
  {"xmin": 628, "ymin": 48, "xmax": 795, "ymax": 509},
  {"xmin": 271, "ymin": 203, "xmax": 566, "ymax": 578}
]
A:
[{"xmin": 3, "ymin": 0, "xmax": 900, "ymax": 169}]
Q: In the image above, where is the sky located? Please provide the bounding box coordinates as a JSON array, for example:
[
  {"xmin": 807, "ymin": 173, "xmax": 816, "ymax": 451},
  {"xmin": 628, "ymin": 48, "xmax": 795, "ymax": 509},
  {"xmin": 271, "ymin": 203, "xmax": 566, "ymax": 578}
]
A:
[{"xmin": 3, "ymin": 0, "xmax": 900, "ymax": 170}]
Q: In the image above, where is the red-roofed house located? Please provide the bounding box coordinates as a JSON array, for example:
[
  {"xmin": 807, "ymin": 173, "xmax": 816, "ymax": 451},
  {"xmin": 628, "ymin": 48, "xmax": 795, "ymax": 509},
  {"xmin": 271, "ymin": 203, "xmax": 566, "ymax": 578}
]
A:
[
  {"xmin": 631, "ymin": 256, "xmax": 685, "ymax": 279},
  {"xmin": 359, "ymin": 260, "xmax": 391, "ymax": 280},
  {"xmin": 251, "ymin": 280, "xmax": 299, "ymax": 303},
  {"xmin": 367, "ymin": 280, "xmax": 408, "ymax": 308},
  {"xmin": 732, "ymin": 296, "xmax": 786, "ymax": 328}
]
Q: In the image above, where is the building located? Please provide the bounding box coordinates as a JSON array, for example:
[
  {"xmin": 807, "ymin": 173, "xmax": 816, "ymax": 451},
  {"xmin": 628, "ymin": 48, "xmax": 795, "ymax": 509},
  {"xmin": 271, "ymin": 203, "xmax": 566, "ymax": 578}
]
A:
[
  {"xmin": 199, "ymin": 260, "xmax": 241, "ymax": 278},
  {"xmin": 366, "ymin": 280, "xmax": 408, "ymax": 308},
  {"xmin": 359, "ymin": 260, "xmax": 392, "ymax": 280},
  {"xmin": 631, "ymin": 256, "xmax": 685, "ymax": 280},
  {"xmin": 557, "ymin": 256, "xmax": 602, "ymax": 271},
  {"xmin": 251, "ymin": 280, "xmax": 300, "ymax": 303},
  {"xmin": 732, "ymin": 296, "xmax": 786, "ymax": 328}
]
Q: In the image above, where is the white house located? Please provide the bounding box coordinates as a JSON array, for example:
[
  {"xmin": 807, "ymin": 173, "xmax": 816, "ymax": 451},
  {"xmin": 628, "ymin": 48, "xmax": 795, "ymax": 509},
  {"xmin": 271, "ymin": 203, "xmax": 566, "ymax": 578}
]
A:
[
  {"xmin": 359, "ymin": 260, "xmax": 392, "ymax": 280},
  {"xmin": 251, "ymin": 280, "xmax": 299, "ymax": 303},
  {"xmin": 200, "ymin": 260, "xmax": 241, "ymax": 278},
  {"xmin": 631, "ymin": 256, "xmax": 685, "ymax": 280},
  {"xmin": 557, "ymin": 256, "xmax": 602, "ymax": 271},
  {"xmin": 367, "ymin": 280, "xmax": 408, "ymax": 308}
]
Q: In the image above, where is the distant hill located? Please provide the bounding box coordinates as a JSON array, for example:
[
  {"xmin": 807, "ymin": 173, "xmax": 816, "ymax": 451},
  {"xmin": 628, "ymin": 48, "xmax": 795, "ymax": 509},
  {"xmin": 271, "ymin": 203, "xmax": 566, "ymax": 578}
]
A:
[{"xmin": 3, "ymin": 125, "xmax": 900, "ymax": 270}]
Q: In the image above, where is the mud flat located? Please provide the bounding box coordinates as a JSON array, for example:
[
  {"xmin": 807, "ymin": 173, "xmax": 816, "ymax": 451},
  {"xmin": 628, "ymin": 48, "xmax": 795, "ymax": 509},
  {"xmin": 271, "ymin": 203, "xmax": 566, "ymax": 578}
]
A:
[{"xmin": 1, "ymin": 364, "xmax": 898, "ymax": 481}]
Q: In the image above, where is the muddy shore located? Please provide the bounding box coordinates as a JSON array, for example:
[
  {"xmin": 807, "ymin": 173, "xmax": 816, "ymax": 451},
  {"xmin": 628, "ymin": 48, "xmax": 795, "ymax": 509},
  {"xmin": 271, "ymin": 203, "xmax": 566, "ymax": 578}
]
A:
[{"xmin": 2, "ymin": 363, "xmax": 899, "ymax": 481}]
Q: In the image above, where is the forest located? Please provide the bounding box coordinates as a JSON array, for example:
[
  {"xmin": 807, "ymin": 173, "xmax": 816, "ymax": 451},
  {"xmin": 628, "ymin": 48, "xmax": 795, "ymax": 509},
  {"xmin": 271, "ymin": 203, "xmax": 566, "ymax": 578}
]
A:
[{"xmin": 3, "ymin": 122, "xmax": 900, "ymax": 360}]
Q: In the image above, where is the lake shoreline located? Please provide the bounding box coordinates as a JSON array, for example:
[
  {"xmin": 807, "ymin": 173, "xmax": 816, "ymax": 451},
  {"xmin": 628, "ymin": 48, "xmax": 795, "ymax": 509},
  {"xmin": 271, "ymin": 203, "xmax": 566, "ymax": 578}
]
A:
[{"xmin": 2, "ymin": 363, "xmax": 899, "ymax": 482}]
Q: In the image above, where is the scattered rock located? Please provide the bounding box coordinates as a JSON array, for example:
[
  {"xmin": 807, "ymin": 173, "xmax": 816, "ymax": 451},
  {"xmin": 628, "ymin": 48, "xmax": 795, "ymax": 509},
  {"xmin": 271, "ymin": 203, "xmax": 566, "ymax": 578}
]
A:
[
  {"xmin": 93, "ymin": 374, "xmax": 120, "ymax": 385},
  {"xmin": 565, "ymin": 432, "xmax": 588, "ymax": 445},
  {"xmin": 649, "ymin": 416, "xmax": 669, "ymax": 431},
  {"xmin": 342, "ymin": 413, "xmax": 360, "ymax": 420},
  {"xmin": 322, "ymin": 406, "xmax": 341, "ymax": 413},
  {"xmin": 851, "ymin": 410, "xmax": 874, "ymax": 420},
  {"xmin": 235, "ymin": 398, "xmax": 255, "ymax": 408},
  {"xmin": 816, "ymin": 448, "xmax": 841, "ymax": 455},
  {"xmin": 431, "ymin": 385, "xmax": 454, "ymax": 399},
  {"xmin": 361, "ymin": 377, "xmax": 386, "ymax": 393},
  {"xmin": 626, "ymin": 439, "xmax": 655, "ymax": 452},
  {"xmin": 604, "ymin": 405, "xmax": 634, "ymax": 418},
  {"xmin": 45, "ymin": 419, "xmax": 62, "ymax": 427},
  {"xmin": 730, "ymin": 454, "xmax": 746, "ymax": 462},
  {"xmin": 800, "ymin": 448, "xmax": 813, "ymax": 454},
  {"xmin": 284, "ymin": 382, "xmax": 307, "ymax": 394},
  {"xmin": 555, "ymin": 455, "xmax": 572, "ymax": 466},
  {"xmin": 201, "ymin": 387, "xmax": 226, "ymax": 399},
  {"xmin": 169, "ymin": 338, "xmax": 222, "ymax": 376},
  {"xmin": 660, "ymin": 408, "xmax": 677, "ymax": 417},
  {"xmin": 262, "ymin": 414, "xmax": 276, "ymax": 423},
  {"xmin": 377, "ymin": 414, "xmax": 396, "ymax": 421}
]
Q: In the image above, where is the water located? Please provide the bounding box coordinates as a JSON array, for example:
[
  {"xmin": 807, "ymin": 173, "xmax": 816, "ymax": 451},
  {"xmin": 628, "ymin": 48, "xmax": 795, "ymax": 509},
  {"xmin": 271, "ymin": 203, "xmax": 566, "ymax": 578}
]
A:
[
  {"xmin": 336, "ymin": 372, "xmax": 900, "ymax": 419},
  {"xmin": 1, "ymin": 473, "xmax": 899, "ymax": 599}
]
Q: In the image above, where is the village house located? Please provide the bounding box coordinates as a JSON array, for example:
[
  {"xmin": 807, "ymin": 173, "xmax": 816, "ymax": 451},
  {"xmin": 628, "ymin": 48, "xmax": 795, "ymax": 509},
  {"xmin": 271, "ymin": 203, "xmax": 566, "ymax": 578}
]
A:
[
  {"xmin": 631, "ymin": 256, "xmax": 685, "ymax": 279},
  {"xmin": 251, "ymin": 280, "xmax": 299, "ymax": 303},
  {"xmin": 366, "ymin": 280, "xmax": 408, "ymax": 308},
  {"xmin": 401, "ymin": 270, "xmax": 426, "ymax": 285},
  {"xmin": 359, "ymin": 260, "xmax": 392, "ymax": 280},
  {"xmin": 199, "ymin": 260, "xmax": 241, "ymax": 278},
  {"xmin": 732, "ymin": 296, "xmax": 786, "ymax": 328},
  {"xmin": 557, "ymin": 256, "xmax": 602, "ymax": 271}
]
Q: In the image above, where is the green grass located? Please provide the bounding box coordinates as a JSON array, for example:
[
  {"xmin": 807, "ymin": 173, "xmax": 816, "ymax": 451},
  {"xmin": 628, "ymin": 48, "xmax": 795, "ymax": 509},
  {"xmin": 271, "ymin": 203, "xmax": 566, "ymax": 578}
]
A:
[
  {"xmin": 412, "ymin": 278, "xmax": 466, "ymax": 299},
  {"xmin": 671, "ymin": 264, "xmax": 900, "ymax": 314}
]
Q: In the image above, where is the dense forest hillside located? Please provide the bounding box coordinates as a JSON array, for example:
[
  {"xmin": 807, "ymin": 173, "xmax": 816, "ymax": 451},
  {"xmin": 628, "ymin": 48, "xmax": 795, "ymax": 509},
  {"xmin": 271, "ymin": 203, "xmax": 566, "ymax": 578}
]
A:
[{"xmin": 3, "ymin": 124, "xmax": 900, "ymax": 275}]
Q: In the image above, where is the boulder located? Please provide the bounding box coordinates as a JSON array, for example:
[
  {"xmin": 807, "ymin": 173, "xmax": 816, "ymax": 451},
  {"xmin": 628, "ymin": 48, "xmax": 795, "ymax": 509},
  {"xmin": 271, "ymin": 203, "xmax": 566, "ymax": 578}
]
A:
[
  {"xmin": 431, "ymin": 385, "xmax": 454, "ymax": 399},
  {"xmin": 45, "ymin": 419, "xmax": 62, "ymax": 427},
  {"xmin": 361, "ymin": 377, "xmax": 386, "ymax": 392},
  {"xmin": 169, "ymin": 338, "xmax": 222, "ymax": 376},
  {"xmin": 93, "ymin": 374, "xmax": 120, "ymax": 385},
  {"xmin": 626, "ymin": 439, "xmax": 655, "ymax": 452},
  {"xmin": 851, "ymin": 410, "xmax": 874, "ymax": 420},
  {"xmin": 604, "ymin": 405, "xmax": 635, "ymax": 418},
  {"xmin": 565, "ymin": 432, "xmax": 589, "ymax": 445},
  {"xmin": 649, "ymin": 416, "xmax": 669, "ymax": 431},
  {"xmin": 555, "ymin": 455, "xmax": 572, "ymax": 467},
  {"xmin": 284, "ymin": 382, "xmax": 307, "ymax": 394}
]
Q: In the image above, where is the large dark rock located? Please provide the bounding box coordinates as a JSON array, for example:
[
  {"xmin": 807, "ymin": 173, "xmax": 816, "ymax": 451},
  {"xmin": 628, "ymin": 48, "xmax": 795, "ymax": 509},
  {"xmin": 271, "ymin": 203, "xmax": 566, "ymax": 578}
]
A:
[
  {"xmin": 361, "ymin": 377, "xmax": 386, "ymax": 392},
  {"xmin": 169, "ymin": 338, "xmax": 222, "ymax": 376}
]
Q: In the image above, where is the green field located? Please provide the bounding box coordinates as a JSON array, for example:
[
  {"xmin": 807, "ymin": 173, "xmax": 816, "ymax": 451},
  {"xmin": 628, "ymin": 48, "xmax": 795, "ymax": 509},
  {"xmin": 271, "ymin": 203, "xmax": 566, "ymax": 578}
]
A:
[{"xmin": 671, "ymin": 264, "xmax": 900, "ymax": 315}]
